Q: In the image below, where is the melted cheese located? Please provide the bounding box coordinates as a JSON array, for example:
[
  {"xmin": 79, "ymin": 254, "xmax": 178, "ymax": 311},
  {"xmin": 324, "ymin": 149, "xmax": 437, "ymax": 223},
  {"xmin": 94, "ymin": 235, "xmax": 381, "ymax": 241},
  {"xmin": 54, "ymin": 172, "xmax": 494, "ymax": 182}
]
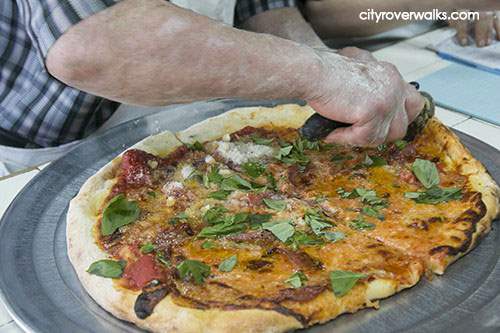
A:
[{"xmin": 216, "ymin": 141, "xmax": 275, "ymax": 165}]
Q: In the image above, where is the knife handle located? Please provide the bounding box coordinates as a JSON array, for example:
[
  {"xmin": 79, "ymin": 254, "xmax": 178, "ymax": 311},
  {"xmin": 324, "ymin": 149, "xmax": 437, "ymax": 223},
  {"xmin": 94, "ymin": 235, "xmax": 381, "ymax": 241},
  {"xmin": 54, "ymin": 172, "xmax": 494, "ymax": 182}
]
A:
[{"xmin": 300, "ymin": 81, "xmax": 421, "ymax": 141}]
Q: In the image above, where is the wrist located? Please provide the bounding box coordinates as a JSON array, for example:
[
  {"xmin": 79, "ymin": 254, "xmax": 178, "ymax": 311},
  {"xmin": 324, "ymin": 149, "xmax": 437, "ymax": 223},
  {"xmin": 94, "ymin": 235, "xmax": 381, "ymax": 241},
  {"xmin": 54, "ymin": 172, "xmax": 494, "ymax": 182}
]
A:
[{"xmin": 290, "ymin": 45, "xmax": 328, "ymax": 102}]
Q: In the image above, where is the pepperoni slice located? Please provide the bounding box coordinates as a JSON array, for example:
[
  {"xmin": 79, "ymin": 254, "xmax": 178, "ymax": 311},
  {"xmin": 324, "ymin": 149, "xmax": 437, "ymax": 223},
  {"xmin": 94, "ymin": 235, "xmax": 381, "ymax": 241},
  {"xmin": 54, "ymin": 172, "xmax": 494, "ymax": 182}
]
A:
[{"xmin": 123, "ymin": 255, "xmax": 163, "ymax": 289}]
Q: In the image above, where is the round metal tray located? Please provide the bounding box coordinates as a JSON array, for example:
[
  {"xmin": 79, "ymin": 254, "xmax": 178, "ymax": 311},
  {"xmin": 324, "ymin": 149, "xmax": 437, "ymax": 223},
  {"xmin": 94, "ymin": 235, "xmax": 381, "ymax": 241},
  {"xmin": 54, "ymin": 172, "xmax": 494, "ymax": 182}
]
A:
[{"xmin": 0, "ymin": 100, "xmax": 499, "ymax": 333}]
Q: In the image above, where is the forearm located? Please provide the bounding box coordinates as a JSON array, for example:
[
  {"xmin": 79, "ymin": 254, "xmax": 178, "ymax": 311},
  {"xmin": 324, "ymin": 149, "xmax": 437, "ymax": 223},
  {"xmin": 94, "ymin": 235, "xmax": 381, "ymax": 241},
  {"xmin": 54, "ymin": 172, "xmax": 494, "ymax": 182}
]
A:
[
  {"xmin": 240, "ymin": 7, "xmax": 327, "ymax": 49},
  {"xmin": 46, "ymin": 0, "xmax": 321, "ymax": 106},
  {"xmin": 304, "ymin": 0, "xmax": 500, "ymax": 38}
]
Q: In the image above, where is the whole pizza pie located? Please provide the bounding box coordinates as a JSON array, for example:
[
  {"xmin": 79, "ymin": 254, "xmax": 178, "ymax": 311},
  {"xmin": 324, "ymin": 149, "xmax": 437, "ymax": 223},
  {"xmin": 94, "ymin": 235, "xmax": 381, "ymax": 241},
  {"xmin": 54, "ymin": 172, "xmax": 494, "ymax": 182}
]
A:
[{"xmin": 67, "ymin": 103, "xmax": 499, "ymax": 332}]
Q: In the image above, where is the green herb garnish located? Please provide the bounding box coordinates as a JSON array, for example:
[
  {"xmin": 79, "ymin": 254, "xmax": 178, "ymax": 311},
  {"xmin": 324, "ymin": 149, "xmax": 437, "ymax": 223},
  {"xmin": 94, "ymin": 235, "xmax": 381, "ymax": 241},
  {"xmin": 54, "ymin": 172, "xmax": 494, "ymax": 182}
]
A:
[
  {"xmin": 101, "ymin": 194, "xmax": 140, "ymax": 236},
  {"xmin": 87, "ymin": 259, "xmax": 125, "ymax": 278},
  {"xmin": 323, "ymin": 231, "xmax": 346, "ymax": 242},
  {"xmin": 394, "ymin": 140, "xmax": 408, "ymax": 150},
  {"xmin": 169, "ymin": 212, "xmax": 188, "ymax": 225},
  {"xmin": 262, "ymin": 220, "xmax": 295, "ymax": 243},
  {"xmin": 140, "ymin": 242, "xmax": 155, "ymax": 254},
  {"xmin": 263, "ymin": 198, "xmax": 287, "ymax": 211},
  {"xmin": 177, "ymin": 259, "xmax": 211, "ymax": 284},
  {"xmin": 218, "ymin": 255, "xmax": 237, "ymax": 272},
  {"xmin": 405, "ymin": 186, "xmax": 462, "ymax": 204},
  {"xmin": 349, "ymin": 216, "xmax": 375, "ymax": 231},
  {"xmin": 242, "ymin": 161, "xmax": 266, "ymax": 178},
  {"xmin": 208, "ymin": 190, "xmax": 231, "ymax": 200},
  {"xmin": 251, "ymin": 135, "xmax": 274, "ymax": 146},
  {"xmin": 186, "ymin": 141, "xmax": 204, "ymax": 151},
  {"xmin": 411, "ymin": 159, "xmax": 440, "ymax": 189},
  {"xmin": 361, "ymin": 206, "xmax": 385, "ymax": 221},
  {"xmin": 330, "ymin": 270, "xmax": 367, "ymax": 297},
  {"xmin": 285, "ymin": 271, "xmax": 308, "ymax": 288},
  {"xmin": 304, "ymin": 210, "xmax": 332, "ymax": 236}
]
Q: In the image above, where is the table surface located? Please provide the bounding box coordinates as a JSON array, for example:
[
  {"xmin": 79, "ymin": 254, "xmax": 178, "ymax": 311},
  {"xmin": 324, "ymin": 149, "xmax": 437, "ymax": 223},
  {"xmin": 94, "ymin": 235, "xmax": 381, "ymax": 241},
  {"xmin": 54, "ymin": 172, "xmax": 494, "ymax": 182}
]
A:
[{"xmin": 0, "ymin": 27, "xmax": 499, "ymax": 333}]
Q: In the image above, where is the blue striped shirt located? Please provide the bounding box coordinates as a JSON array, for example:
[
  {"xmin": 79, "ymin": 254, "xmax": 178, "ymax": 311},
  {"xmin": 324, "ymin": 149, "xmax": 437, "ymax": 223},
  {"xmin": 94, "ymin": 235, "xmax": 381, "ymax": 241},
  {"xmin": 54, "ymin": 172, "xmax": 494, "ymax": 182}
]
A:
[{"xmin": 0, "ymin": 0, "xmax": 297, "ymax": 147}]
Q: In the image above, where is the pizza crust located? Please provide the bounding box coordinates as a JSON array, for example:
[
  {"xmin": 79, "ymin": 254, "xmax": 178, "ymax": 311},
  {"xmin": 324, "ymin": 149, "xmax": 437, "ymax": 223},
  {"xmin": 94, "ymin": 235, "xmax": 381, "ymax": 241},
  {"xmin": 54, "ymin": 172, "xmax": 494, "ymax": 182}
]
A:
[
  {"xmin": 67, "ymin": 104, "xmax": 499, "ymax": 332},
  {"xmin": 420, "ymin": 118, "xmax": 500, "ymax": 274}
]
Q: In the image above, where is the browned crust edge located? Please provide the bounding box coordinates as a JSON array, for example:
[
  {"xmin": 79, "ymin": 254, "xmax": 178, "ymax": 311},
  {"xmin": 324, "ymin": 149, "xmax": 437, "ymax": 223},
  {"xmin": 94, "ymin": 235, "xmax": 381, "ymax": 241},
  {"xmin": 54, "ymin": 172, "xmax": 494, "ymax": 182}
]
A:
[{"xmin": 423, "ymin": 118, "xmax": 500, "ymax": 274}]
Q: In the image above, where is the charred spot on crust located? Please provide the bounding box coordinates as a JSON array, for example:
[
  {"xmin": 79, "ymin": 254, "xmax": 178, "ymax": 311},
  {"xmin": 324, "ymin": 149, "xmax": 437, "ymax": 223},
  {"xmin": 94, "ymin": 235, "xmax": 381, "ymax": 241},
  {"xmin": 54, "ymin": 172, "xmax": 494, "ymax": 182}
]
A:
[
  {"xmin": 246, "ymin": 259, "xmax": 273, "ymax": 271},
  {"xmin": 429, "ymin": 192, "xmax": 486, "ymax": 257},
  {"xmin": 408, "ymin": 216, "xmax": 445, "ymax": 231},
  {"xmin": 268, "ymin": 247, "xmax": 323, "ymax": 271},
  {"xmin": 134, "ymin": 280, "xmax": 169, "ymax": 319}
]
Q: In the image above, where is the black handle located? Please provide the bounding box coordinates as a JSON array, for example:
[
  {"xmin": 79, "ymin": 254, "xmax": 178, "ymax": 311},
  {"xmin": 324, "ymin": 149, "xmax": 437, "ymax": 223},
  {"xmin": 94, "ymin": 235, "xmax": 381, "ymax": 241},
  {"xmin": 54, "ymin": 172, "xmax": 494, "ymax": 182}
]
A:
[{"xmin": 300, "ymin": 81, "xmax": 421, "ymax": 141}]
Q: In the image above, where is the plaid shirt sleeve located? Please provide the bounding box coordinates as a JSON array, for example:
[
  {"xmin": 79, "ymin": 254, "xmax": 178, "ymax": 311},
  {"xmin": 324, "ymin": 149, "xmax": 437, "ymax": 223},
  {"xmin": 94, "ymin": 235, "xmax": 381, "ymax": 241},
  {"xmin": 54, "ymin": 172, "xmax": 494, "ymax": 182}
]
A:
[
  {"xmin": 235, "ymin": 0, "xmax": 298, "ymax": 24},
  {"xmin": 18, "ymin": 0, "xmax": 119, "ymax": 63}
]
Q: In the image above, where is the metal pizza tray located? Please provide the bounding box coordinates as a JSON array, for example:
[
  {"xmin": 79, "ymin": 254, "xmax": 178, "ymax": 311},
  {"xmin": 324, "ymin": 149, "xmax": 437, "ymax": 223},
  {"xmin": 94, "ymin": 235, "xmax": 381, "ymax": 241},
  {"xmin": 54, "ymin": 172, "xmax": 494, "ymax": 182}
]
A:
[{"xmin": 0, "ymin": 100, "xmax": 499, "ymax": 333}]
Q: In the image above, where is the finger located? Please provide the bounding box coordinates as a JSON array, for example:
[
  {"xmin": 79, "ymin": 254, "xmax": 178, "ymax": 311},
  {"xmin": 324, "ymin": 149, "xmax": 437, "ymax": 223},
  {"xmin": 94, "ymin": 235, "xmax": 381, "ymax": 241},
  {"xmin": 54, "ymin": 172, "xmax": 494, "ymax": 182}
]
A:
[
  {"xmin": 338, "ymin": 47, "xmax": 376, "ymax": 62},
  {"xmin": 495, "ymin": 12, "xmax": 500, "ymax": 40},
  {"xmin": 404, "ymin": 85, "xmax": 425, "ymax": 123},
  {"xmin": 452, "ymin": 17, "xmax": 470, "ymax": 46},
  {"xmin": 386, "ymin": 108, "xmax": 408, "ymax": 142},
  {"xmin": 325, "ymin": 124, "xmax": 387, "ymax": 147},
  {"xmin": 474, "ymin": 12, "xmax": 494, "ymax": 47}
]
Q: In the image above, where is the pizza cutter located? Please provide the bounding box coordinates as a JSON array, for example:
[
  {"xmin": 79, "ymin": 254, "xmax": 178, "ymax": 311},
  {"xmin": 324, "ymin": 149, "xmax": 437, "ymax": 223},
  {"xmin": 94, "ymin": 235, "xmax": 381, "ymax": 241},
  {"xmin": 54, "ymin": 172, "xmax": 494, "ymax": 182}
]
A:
[{"xmin": 299, "ymin": 82, "xmax": 435, "ymax": 142}]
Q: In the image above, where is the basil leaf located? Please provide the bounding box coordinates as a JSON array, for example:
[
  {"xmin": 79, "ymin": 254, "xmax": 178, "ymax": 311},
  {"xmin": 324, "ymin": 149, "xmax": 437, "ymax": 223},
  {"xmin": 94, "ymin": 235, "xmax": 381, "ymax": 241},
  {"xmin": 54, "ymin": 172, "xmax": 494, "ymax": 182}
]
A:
[
  {"xmin": 377, "ymin": 143, "xmax": 387, "ymax": 152},
  {"xmin": 288, "ymin": 231, "xmax": 324, "ymax": 250},
  {"xmin": 156, "ymin": 252, "xmax": 170, "ymax": 266},
  {"xmin": 405, "ymin": 186, "xmax": 462, "ymax": 204},
  {"xmin": 186, "ymin": 141, "xmax": 204, "ymax": 151},
  {"xmin": 101, "ymin": 194, "xmax": 140, "ymax": 236},
  {"xmin": 337, "ymin": 187, "xmax": 355, "ymax": 199},
  {"xmin": 206, "ymin": 166, "xmax": 224, "ymax": 185},
  {"xmin": 266, "ymin": 173, "xmax": 278, "ymax": 191},
  {"xmin": 394, "ymin": 140, "xmax": 408, "ymax": 150},
  {"xmin": 169, "ymin": 211, "xmax": 188, "ymax": 225},
  {"xmin": 140, "ymin": 242, "xmax": 155, "ymax": 254},
  {"xmin": 330, "ymin": 270, "xmax": 367, "ymax": 297},
  {"xmin": 262, "ymin": 220, "xmax": 295, "ymax": 242},
  {"xmin": 277, "ymin": 145, "xmax": 293, "ymax": 159},
  {"xmin": 198, "ymin": 221, "xmax": 246, "ymax": 238},
  {"xmin": 285, "ymin": 271, "xmax": 308, "ymax": 288},
  {"xmin": 177, "ymin": 259, "xmax": 211, "ymax": 284},
  {"xmin": 201, "ymin": 240, "xmax": 215, "ymax": 249},
  {"xmin": 203, "ymin": 206, "xmax": 228, "ymax": 224},
  {"xmin": 251, "ymin": 135, "xmax": 274, "ymax": 146},
  {"xmin": 208, "ymin": 190, "xmax": 231, "ymax": 200},
  {"xmin": 248, "ymin": 213, "xmax": 273, "ymax": 228},
  {"xmin": 349, "ymin": 216, "xmax": 375, "ymax": 231},
  {"xmin": 353, "ymin": 188, "xmax": 387, "ymax": 207},
  {"xmin": 363, "ymin": 154, "xmax": 387, "ymax": 167},
  {"xmin": 412, "ymin": 159, "xmax": 440, "ymax": 189},
  {"xmin": 218, "ymin": 255, "xmax": 237, "ymax": 272},
  {"xmin": 323, "ymin": 231, "xmax": 345, "ymax": 242},
  {"xmin": 331, "ymin": 154, "xmax": 353, "ymax": 162},
  {"xmin": 221, "ymin": 175, "xmax": 253, "ymax": 191},
  {"xmin": 304, "ymin": 210, "xmax": 332, "ymax": 235},
  {"xmin": 361, "ymin": 206, "xmax": 385, "ymax": 221},
  {"xmin": 242, "ymin": 162, "xmax": 266, "ymax": 178},
  {"xmin": 263, "ymin": 198, "xmax": 287, "ymax": 211},
  {"xmin": 87, "ymin": 259, "xmax": 125, "ymax": 278}
]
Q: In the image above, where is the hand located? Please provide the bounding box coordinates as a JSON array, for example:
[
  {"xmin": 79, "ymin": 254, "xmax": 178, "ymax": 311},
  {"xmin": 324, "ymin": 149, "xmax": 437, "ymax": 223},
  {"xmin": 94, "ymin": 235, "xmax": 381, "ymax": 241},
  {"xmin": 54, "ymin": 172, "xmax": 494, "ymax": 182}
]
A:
[
  {"xmin": 304, "ymin": 47, "xmax": 424, "ymax": 147},
  {"xmin": 449, "ymin": 11, "xmax": 500, "ymax": 47}
]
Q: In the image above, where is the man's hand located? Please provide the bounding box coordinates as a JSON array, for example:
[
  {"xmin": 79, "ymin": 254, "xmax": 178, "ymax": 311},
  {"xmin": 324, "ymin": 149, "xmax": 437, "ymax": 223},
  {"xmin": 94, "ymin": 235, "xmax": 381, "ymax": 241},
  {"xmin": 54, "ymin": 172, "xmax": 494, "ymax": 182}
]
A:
[
  {"xmin": 449, "ymin": 11, "xmax": 500, "ymax": 47},
  {"xmin": 304, "ymin": 47, "xmax": 424, "ymax": 146}
]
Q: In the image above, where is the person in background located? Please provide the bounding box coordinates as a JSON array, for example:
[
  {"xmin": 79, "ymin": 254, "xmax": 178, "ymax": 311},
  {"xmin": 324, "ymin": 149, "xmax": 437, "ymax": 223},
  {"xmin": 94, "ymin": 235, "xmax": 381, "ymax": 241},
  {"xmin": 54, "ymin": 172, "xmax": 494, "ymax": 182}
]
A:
[
  {"xmin": 302, "ymin": 0, "xmax": 500, "ymax": 47},
  {"xmin": 0, "ymin": 0, "xmax": 423, "ymax": 176}
]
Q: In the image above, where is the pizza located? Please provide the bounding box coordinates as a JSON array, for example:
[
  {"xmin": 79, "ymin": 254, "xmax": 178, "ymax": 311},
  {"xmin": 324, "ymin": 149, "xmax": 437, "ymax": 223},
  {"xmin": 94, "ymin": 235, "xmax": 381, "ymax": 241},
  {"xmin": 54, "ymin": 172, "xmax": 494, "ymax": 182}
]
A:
[{"xmin": 67, "ymin": 104, "xmax": 499, "ymax": 332}]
